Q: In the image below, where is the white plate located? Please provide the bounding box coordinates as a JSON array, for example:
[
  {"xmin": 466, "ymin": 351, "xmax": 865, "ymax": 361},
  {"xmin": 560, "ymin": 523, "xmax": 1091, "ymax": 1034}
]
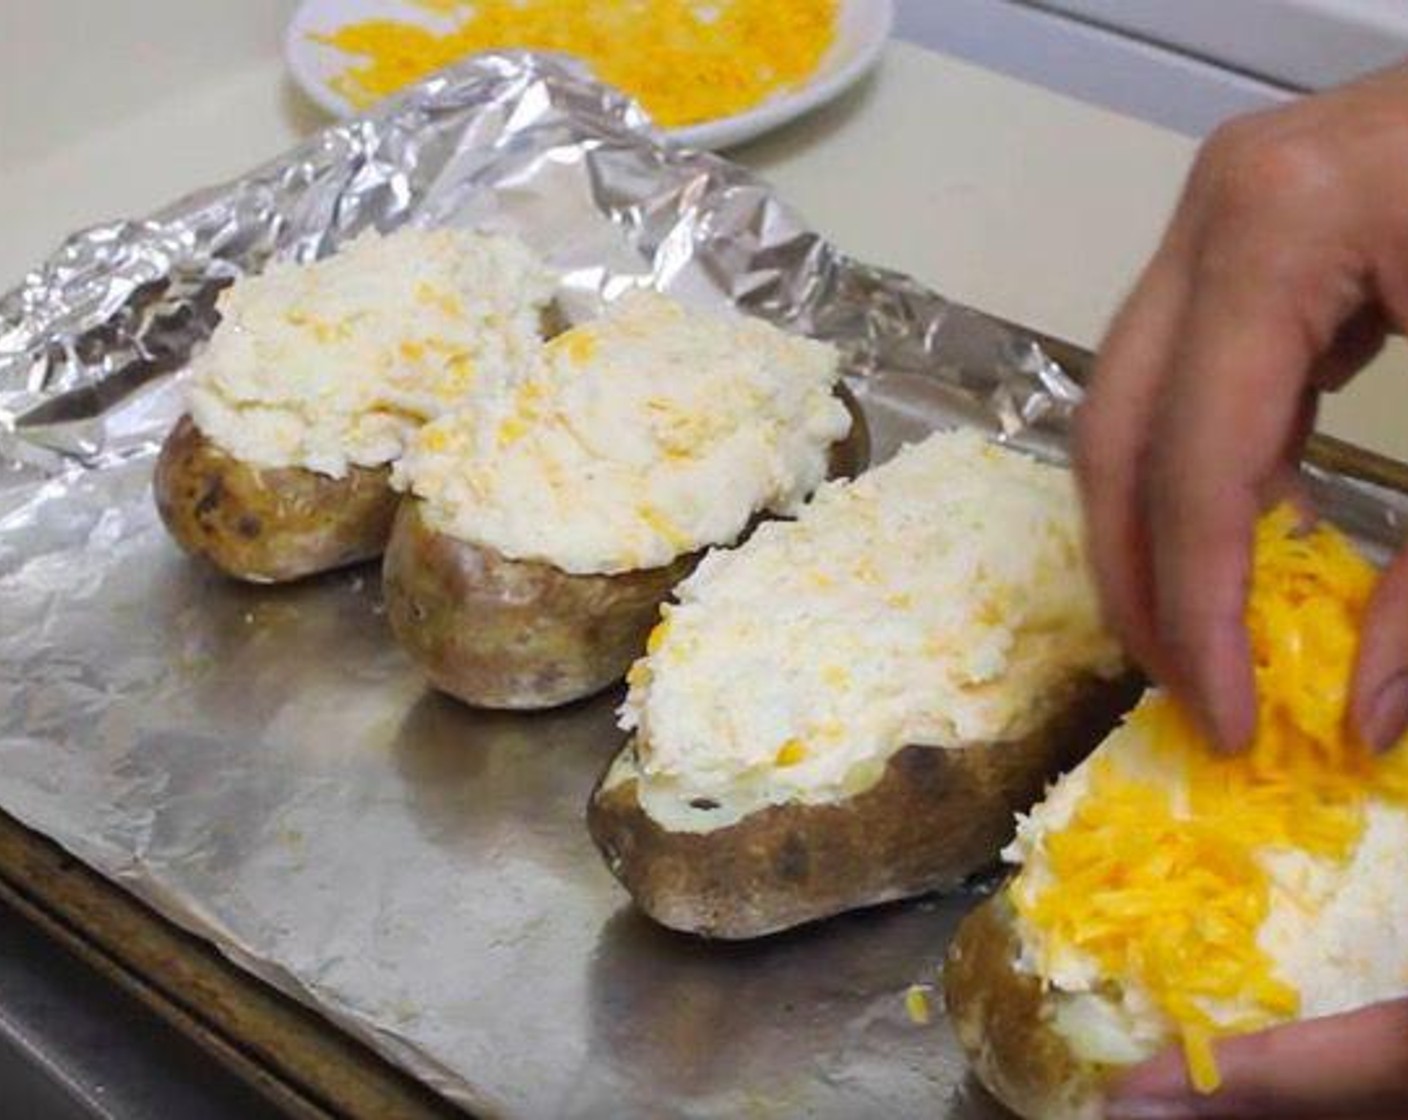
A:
[{"xmin": 285, "ymin": 0, "xmax": 893, "ymax": 150}]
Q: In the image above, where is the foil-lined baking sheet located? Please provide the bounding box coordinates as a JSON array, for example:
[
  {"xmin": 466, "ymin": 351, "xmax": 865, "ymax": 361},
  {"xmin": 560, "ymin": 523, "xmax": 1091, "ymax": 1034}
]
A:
[{"xmin": 2, "ymin": 52, "xmax": 1407, "ymax": 1119}]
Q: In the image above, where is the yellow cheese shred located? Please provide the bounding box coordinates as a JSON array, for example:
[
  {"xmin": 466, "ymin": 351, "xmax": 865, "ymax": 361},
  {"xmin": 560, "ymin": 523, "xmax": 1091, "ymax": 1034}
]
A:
[
  {"xmin": 317, "ymin": 0, "xmax": 838, "ymax": 128},
  {"xmin": 1013, "ymin": 505, "xmax": 1408, "ymax": 1094},
  {"xmin": 904, "ymin": 984, "xmax": 933, "ymax": 1026},
  {"xmin": 645, "ymin": 613, "xmax": 671, "ymax": 655},
  {"xmin": 774, "ymin": 737, "xmax": 808, "ymax": 767},
  {"xmin": 547, "ymin": 327, "xmax": 598, "ymax": 366},
  {"xmin": 637, "ymin": 503, "xmax": 693, "ymax": 552}
]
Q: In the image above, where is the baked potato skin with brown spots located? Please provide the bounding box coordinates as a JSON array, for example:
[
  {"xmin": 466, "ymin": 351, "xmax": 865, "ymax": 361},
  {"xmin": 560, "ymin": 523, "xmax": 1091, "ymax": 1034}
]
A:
[
  {"xmin": 153, "ymin": 416, "xmax": 399, "ymax": 583},
  {"xmin": 944, "ymin": 894, "xmax": 1119, "ymax": 1120},
  {"xmin": 383, "ymin": 498, "xmax": 700, "ymax": 710},
  {"xmin": 587, "ymin": 674, "xmax": 1141, "ymax": 939}
]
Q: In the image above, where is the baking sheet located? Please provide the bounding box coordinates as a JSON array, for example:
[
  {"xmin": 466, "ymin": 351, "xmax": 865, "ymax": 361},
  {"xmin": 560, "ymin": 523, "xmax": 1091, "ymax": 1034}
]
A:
[{"xmin": 2, "ymin": 52, "xmax": 1407, "ymax": 1119}]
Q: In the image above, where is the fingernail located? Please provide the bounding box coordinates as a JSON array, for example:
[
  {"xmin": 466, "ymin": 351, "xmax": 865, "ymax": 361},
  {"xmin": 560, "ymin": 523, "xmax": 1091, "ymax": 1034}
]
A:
[
  {"xmin": 1105, "ymin": 1099, "xmax": 1195, "ymax": 1120},
  {"xmin": 1362, "ymin": 670, "xmax": 1408, "ymax": 753},
  {"xmin": 1196, "ymin": 671, "xmax": 1253, "ymax": 755},
  {"xmin": 1208, "ymin": 618, "xmax": 1258, "ymax": 754},
  {"xmin": 1210, "ymin": 702, "xmax": 1254, "ymax": 755}
]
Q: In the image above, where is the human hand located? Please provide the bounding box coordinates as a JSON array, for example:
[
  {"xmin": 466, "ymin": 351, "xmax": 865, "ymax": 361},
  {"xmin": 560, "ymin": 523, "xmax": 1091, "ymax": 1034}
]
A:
[
  {"xmin": 1105, "ymin": 999, "xmax": 1408, "ymax": 1119},
  {"xmin": 1075, "ymin": 63, "xmax": 1408, "ymax": 751}
]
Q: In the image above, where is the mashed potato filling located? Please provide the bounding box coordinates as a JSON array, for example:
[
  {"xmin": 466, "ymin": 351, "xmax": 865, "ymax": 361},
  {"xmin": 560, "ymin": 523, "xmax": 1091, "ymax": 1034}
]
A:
[
  {"xmin": 396, "ymin": 290, "xmax": 848, "ymax": 575},
  {"xmin": 1007, "ymin": 507, "xmax": 1408, "ymax": 1093},
  {"xmin": 613, "ymin": 431, "xmax": 1124, "ymax": 831},
  {"xmin": 188, "ymin": 228, "xmax": 553, "ymax": 476}
]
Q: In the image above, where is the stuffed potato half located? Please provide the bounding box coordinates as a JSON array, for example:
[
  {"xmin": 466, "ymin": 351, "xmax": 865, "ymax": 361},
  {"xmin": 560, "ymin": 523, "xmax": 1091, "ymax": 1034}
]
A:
[
  {"xmin": 944, "ymin": 509, "xmax": 1408, "ymax": 1119},
  {"xmin": 588, "ymin": 429, "xmax": 1135, "ymax": 939},
  {"xmin": 385, "ymin": 291, "xmax": 864, "ymax": 710}
]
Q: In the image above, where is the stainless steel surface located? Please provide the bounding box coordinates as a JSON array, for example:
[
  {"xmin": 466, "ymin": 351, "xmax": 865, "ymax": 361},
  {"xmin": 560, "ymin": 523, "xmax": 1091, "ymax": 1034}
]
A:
[
  {"xmin": 2, "ymin": 51, "xmax": 1407, "ymax": 1120},
  {"xmin": 0, "ymin": 806, "xmax": 473, "ymax": 1120},
  {"xmin": 0, "ymin": 897, "xmax": 285, "ymax": 1120},
  {"xmin": 895, "ymin": 0, "xmax": 1290, "ymax": 137},
  {"xmin": 1029, "ymin": 0, "xmax": 1408, "ymax": 91}
]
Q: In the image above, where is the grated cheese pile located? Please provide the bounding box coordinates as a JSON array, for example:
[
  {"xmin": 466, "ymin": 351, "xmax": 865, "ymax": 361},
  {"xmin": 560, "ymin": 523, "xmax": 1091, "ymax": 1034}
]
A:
[
  {"xmin": 1008, "ymin": 506, "xmax": 1408, "ymax": 1094},
  {"xmin": 317, "ymin": 0, "xmax": 837, "ymax": 127}
]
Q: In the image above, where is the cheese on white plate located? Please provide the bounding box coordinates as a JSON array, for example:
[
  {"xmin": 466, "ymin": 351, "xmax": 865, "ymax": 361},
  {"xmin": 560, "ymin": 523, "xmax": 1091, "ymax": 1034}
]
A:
[
  {"xmin": 395, "ymin": 289, "xmax": 851, "ymax": 575},
  {"xmin": 612, "ymin": 429, "xmax": 1124, "ymax": 832},
  {"xmin": 187, "ymin": 227, "xmax": 554, "ymax": 477}
]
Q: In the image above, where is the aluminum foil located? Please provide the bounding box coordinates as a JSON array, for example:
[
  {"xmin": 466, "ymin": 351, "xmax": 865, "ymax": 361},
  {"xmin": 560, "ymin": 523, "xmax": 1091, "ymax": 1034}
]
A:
[{"xmin": 3, "ymin": 52, "xmax": 1408, "ymax": 1120}]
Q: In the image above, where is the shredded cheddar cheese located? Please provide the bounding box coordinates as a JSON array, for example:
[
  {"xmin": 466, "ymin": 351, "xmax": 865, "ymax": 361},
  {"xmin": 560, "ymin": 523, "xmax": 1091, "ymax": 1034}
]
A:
[
  {"xmin": 821, "ymin": 664, "xmax": 850, "ymax": 689},
  {"xmin": 495, "ymin": 414, "xmax": 529, "ymax": 447},
  {"xmin": 775, "ymin": 738, "xmax": 808, "ymax": 767},
  {"xmin": 1012, "ymin": 505, "xmax": 1408, "ymax": 1093},
  {"xmin": 645, "ymin": 613, "xmax": 672, "ymax": 656},
  {"xmin": 317, "ymin": 0, "xmax": 837, "ymax": 127},
  {"xmin": 637, "ymin": 504, "xmax": 694, "ymax": 553},
  {"xmin": 905, "ymin": 984, "xmax": 933, "ymax": 1026},
  {"xmin": 549, "ymin": 328, "xmax": 598, "ymax": 365}
]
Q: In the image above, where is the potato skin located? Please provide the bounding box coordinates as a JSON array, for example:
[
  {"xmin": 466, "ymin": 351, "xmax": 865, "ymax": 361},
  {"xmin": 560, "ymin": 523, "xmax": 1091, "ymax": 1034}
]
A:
[
  {"xmin": 383, "ymin": 499, "xmax": 700, "ymax": 710},
  {"xmin": 944, "ymin": 894, "xmax": 1115, "ymax": 1120},
  {"xmin": 153, "ymin": 416, "xmax": 399, "ymax": 583},
  {"xmin": 829, "ymin": 381, "xmax": 869, "ymax": 481},
  {"xmin": 587, "ymin": 674, "xmax": 1141, "ymax": 939}
]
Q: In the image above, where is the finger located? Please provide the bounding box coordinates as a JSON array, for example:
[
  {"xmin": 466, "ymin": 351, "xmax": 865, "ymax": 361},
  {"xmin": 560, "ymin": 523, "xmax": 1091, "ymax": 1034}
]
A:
[
  {"xmin": 1258, "ymin": 392, "xmax": 1318, "ymax": 517},
  {"xmin": 1144, "ymin": 255, "xmax": 1326, "ymax": 750},
  {"xmin": 1342, "ymin": 262, "xmax": 1408, "ymax": 752},
  {"xmin": 1077, "ymin": 244, "xmax": 1191, "ymax": 680},
  {"xmin": 1352, "ymin": 540, "xmax": 1408, "ymax": 751},
  {"xmin": 1106, "ymin": 999, "xmax": 1408, "ymax": 1118}
]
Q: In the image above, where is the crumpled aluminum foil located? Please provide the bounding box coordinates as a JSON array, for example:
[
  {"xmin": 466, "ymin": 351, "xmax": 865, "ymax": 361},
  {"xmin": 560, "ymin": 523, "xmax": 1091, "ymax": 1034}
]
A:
[{"xmin": 2, "ymin": 52, "xmax": 1407, "ymax": 1120}]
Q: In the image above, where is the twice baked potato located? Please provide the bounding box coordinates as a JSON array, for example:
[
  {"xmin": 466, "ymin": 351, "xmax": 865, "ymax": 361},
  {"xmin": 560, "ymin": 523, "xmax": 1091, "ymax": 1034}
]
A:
[
  {"xmin": 386, "ymin": 291, "xmax": 862, "ymax": 710},
  {"xmin": 945, "ymin": 508, "xmax": 1408, "ymax": 1119},
  {"xmin": 588, "ymin": 430, "xmax": 1134, "ymax": 939},
  {"xmin": 155, "ymin": 226, "xmax": 554, "ymax": 582},
  {"xmin": 154, "ymin": 416, "xmax": 400, "ymax": 583}
]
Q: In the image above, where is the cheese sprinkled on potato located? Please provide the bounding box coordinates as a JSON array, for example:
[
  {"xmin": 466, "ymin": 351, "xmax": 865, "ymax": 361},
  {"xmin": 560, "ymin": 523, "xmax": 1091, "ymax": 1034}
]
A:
[
  {"xmin": 188, "ymin": 228, "xmax": 553, "ymax": 477},
  {"xmin": 395, "ymin": 290, "xmax": 849, "ymax": 574},
  {"xmin": 1007, "ymin": 507, "xmax": 1408, "ymax": 1093},
  {"xmin": 616, "ymin": 430, "xmax": 1123, "ymax": 830}
]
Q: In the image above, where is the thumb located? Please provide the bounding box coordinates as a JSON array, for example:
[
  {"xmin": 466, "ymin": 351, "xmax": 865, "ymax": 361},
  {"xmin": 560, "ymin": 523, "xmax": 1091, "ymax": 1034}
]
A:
[
  {"xmin": 1105, "ymin": 1000, "xmax": 1408, "ymax": 1119},
  {"xmin": 1353, "ymin": 542, "xmax": 1408, "ymax": 752}
]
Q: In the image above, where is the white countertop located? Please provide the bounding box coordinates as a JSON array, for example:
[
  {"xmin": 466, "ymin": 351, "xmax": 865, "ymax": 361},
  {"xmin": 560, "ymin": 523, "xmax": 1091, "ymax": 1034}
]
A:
[{"xmin": 4, "ymin": 12, "xmax": 1405, "ymax": 456}]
